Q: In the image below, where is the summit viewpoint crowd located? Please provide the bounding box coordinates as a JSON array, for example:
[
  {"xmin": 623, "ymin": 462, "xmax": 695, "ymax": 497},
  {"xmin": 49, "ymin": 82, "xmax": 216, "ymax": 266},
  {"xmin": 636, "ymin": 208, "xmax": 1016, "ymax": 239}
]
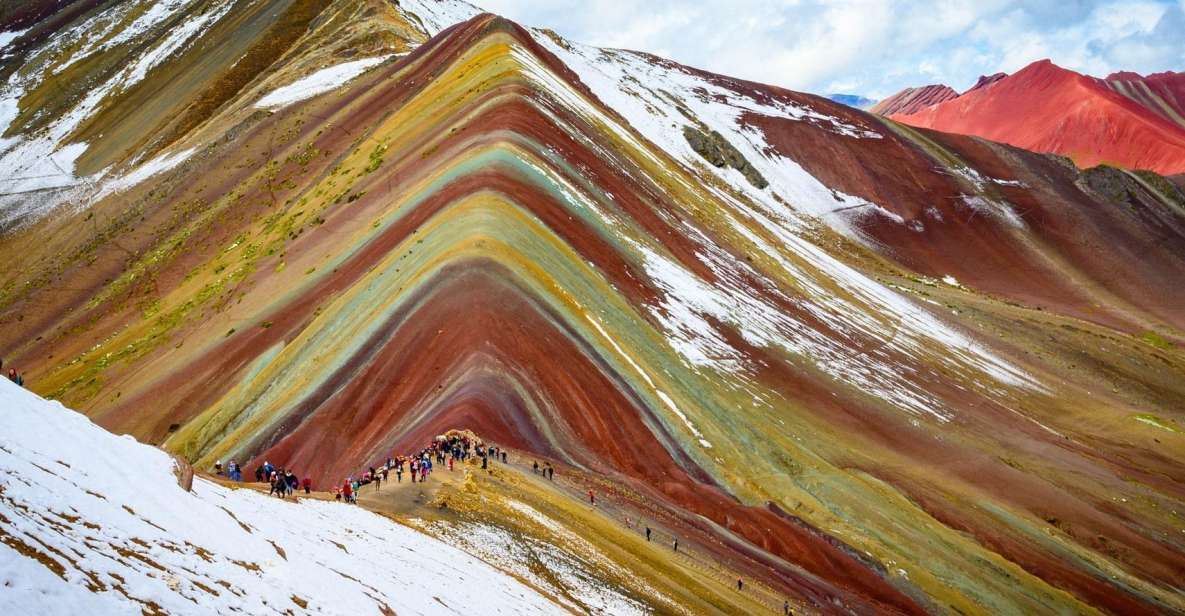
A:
[{"xmin": 216, "ymin": 431, "xmax": 514, "ymax": 503}]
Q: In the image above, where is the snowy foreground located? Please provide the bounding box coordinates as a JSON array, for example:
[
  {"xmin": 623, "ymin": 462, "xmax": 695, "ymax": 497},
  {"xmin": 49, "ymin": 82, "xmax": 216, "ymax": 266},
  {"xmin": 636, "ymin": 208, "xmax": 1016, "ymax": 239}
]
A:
[{"xmin": 0, "ymin": 381, "xmax": 563, "ymax": 615}]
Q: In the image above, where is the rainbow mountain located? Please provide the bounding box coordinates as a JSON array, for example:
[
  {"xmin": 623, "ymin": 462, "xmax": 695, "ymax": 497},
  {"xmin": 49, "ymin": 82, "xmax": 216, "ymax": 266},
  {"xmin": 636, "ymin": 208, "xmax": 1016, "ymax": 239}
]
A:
[{"xmin": 1, "ymin": 1, "xmax": 1184, "ymax": 613}]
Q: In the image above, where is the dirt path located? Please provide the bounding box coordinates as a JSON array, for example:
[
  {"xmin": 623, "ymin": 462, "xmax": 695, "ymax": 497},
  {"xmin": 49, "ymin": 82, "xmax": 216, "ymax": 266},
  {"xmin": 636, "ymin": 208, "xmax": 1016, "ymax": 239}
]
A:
[
  {"xmin": 205, "ymin": 466, "xmax": 460, "ymax": 516},
  {"xmin": 202, "ymin": 454, "xmax": 802, "ymax": 614},
  {"xmin": 354, "ymin": 467, "xmax": 460, "ymax": 515}
]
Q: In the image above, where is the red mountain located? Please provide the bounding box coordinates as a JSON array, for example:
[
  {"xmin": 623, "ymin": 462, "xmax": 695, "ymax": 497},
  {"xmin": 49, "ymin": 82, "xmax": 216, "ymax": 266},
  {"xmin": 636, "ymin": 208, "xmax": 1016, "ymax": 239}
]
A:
[
  {"xmin": 883, "ymin": 59, "xmax": 1185, "ymax": 174},
  {"xmin": 868, "ymin": 83, "xmax": 958, "ymax": 115}
]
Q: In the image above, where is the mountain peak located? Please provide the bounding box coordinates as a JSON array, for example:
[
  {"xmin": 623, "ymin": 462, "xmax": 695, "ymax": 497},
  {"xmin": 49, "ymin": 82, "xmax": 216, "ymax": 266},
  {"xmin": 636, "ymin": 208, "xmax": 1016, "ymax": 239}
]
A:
[
  {"xmin": 868, "ymin": 83, "xmax": 958, "ymax": 115},
  {"xmin": 886, "ymin": 57, "xmax": 1185, "ymax": 174},
  {"xmin": 966, "ymin": 72, "xmax": 1007, "ymax": 93}
]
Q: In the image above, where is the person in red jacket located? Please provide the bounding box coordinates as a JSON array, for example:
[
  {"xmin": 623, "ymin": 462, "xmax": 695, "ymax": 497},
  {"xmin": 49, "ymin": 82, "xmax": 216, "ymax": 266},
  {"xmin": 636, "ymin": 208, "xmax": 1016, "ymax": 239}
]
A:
[
  {"xmin": 342, "ymin": 480, "xmax": 354, "ymax": 504},
  {"xmin": 302, "ymin": 477, "xmax": 311, "ymax": 495},
  {"xmin": 588, "ymin": 489, "xmax": 595, "ymax": 505}
]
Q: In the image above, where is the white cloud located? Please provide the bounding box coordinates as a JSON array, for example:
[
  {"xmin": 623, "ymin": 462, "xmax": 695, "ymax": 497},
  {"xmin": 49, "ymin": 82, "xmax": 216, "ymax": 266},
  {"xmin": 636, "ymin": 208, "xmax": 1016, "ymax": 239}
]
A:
[{"xmin": 477, "ymin": 0, "xmax": 1185, "ymax": 98}]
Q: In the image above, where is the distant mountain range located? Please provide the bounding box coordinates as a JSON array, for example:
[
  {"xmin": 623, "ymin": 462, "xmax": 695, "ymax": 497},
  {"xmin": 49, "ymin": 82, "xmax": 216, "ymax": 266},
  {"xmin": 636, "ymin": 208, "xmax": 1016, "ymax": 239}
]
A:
[
  {"xmin": 875, "ymin": 60, "xmax": 1185, "ymax": 175},
  {"xmin": 827, "ymin": 93, "xmax": 877, "ymax": 109}
]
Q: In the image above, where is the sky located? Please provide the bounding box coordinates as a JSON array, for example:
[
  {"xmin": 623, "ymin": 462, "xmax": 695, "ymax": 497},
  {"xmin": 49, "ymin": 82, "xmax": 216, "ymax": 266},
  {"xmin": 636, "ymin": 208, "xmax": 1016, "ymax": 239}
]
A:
[{"xmin": 477, "ymin": 0, "xmax": 1185, "ymax": 99}]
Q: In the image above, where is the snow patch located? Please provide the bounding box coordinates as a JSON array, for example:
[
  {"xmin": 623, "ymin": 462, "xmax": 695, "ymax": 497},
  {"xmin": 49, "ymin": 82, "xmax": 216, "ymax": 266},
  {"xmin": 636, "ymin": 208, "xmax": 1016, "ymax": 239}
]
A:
[
  {"xmin": 122, "ymin": 0, "xmax": 234, "ymax": 88},
  {"xmin": 961, "ymin": 194, "xmax": 1025, "ymax": 228},
  {"xmin": 0, "ymin": 28, "xmax": 28, "ymax": 53},
  {"xmin": 429, "ymin": 513, "xmax": 653, "ymax": 615},
  {"xmin": 255, "ymin": 56, "xmax": 393, "ymax": 109},
  {"xmin": 96, "ymin": 147, "xmax": 196, "ymax": 199},
  {"xmin": 397, "ymin": 0, "xmax": 483, "ymax": 37}
]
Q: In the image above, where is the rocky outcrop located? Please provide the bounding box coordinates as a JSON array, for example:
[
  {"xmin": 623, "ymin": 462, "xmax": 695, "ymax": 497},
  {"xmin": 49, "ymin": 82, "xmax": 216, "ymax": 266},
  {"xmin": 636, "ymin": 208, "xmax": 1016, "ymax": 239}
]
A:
[
  {"xmin": 682, "ymin": 126, "xmax": 768, "ymax": 188},
  {"xmin": 967, "ymin": 72, "xmax": 1006, "ymax": 92}
]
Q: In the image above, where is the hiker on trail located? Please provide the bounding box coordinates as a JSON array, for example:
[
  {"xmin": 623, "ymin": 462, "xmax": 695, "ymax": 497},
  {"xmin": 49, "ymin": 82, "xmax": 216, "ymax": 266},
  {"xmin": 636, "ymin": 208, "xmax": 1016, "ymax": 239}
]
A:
[
  {"xmin": 286, "ymin": 470, "xmax": 298, "ymax": 495},
  {"xmin": 448, "ymin": 456, "xmax": 454, "ymax": 471},
  {"xmin": 7, "ymin": 369, "xmax": 16, "ymax": 383},
  {"xmin": 255, "ymin": 466, "xmax": 264, "ymax": 482},
  {"xmin": 588, "ymin": 489, "xmax": 595, "ymax": 505},
  {"xmin": 501, "ymin": 450, "xmax": 507, "ymax": 463},
  {"xmin": 645, "ymin": 526, "xmax": 651, "ymax": 542},
  {"xmin": 302, "ymin": 477, "xmax": 311, "ymax": 494},
  {"xmin": 784, "ymin": 600, "xmax": 791, "ymax": 615},
  {"xmin": 381, "ymin": 466, "xmax": 389, "ymax": 481},
  {"xmin": 16, "ymin": 373, "xmax": 23, "ymax": 387},
  {"xmin": 373, "ymin": 470, "xmax": 381, "ymax": 490},
  {"xmin": 481, "ymin": 453, "xmax": 487, "ymax": 469},
  {"xmin": 342, "ymin": 480, "xmax": 354, "ymax": 504},
  {"xmin": 410, "ymin": 461, "xmax": 418, "ymax": 483},
  {"xmin": 547, "ymin": 465, "xmax": 554, "ymax": 480},
  {"xmin": 229, "ymin": 461, "xmax": 241, "ymax": 482},
  {"xmin": 533, "ymin": 461, "xmax": 539, "ymax": 474},
  {"xmin": 736, "ymin": 578, "xmax": 743, "ymax": 591},
  {"xmin": 396, "ymin": 464, "xmax": 403, "ymax": 483},
  {"xmin": 673, "ymin": 538, "xmax": 678, "ymax": 552},
  {"xmin": 215, "ymin": 461, "xmax": 223, "ymax": 476}
]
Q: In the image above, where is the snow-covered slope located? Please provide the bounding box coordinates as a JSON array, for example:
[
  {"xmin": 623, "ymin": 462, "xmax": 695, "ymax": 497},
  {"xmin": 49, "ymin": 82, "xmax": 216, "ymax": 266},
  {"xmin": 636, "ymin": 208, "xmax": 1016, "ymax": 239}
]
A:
[
  {"xmin": 0, "ymin": 0, "xmax": 433, "ymax": 232},
  {"xmin": 0, "ymin": 380, "xmax": 564, "ymax": 615}
]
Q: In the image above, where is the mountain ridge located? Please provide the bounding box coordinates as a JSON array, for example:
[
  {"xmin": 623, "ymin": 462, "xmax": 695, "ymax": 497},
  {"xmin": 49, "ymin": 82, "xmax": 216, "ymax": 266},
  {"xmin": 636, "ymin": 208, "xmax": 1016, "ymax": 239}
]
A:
[
  {"xmin": 881, "ymin": 58, "xmax": 1185, "ymax": 174},
  {"xmin": 0, "ymin": 3, "xmax": 1183, "ymax": 614}
]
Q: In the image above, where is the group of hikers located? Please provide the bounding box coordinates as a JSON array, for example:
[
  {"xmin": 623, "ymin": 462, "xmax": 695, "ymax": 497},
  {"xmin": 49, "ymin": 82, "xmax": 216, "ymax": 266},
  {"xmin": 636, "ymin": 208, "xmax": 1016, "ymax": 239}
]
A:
[
  {"xmin": 214, "ymin": 431, "xmax": 510, "ymax": 504},
  {"xmin": 532, "ymin": 460, "xmax": 555, "ymax": 479},
  {"xmin": 333, "ymin": 431, "xmax": 509, "ymax": 502},
  {"xmin": 215, "ymin": 459, "xmax": 313, "ymax": 499},
  {"xmin": 212, "ymin": 431, "xmax": 796, "ymax": 612},
  {"xmin": 2, "ymin": 358, "xmax": 25, "ymax": 387},
  {"xmin": 213, "ymin": 460, "xmax": 242, "ymax": 481}
]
